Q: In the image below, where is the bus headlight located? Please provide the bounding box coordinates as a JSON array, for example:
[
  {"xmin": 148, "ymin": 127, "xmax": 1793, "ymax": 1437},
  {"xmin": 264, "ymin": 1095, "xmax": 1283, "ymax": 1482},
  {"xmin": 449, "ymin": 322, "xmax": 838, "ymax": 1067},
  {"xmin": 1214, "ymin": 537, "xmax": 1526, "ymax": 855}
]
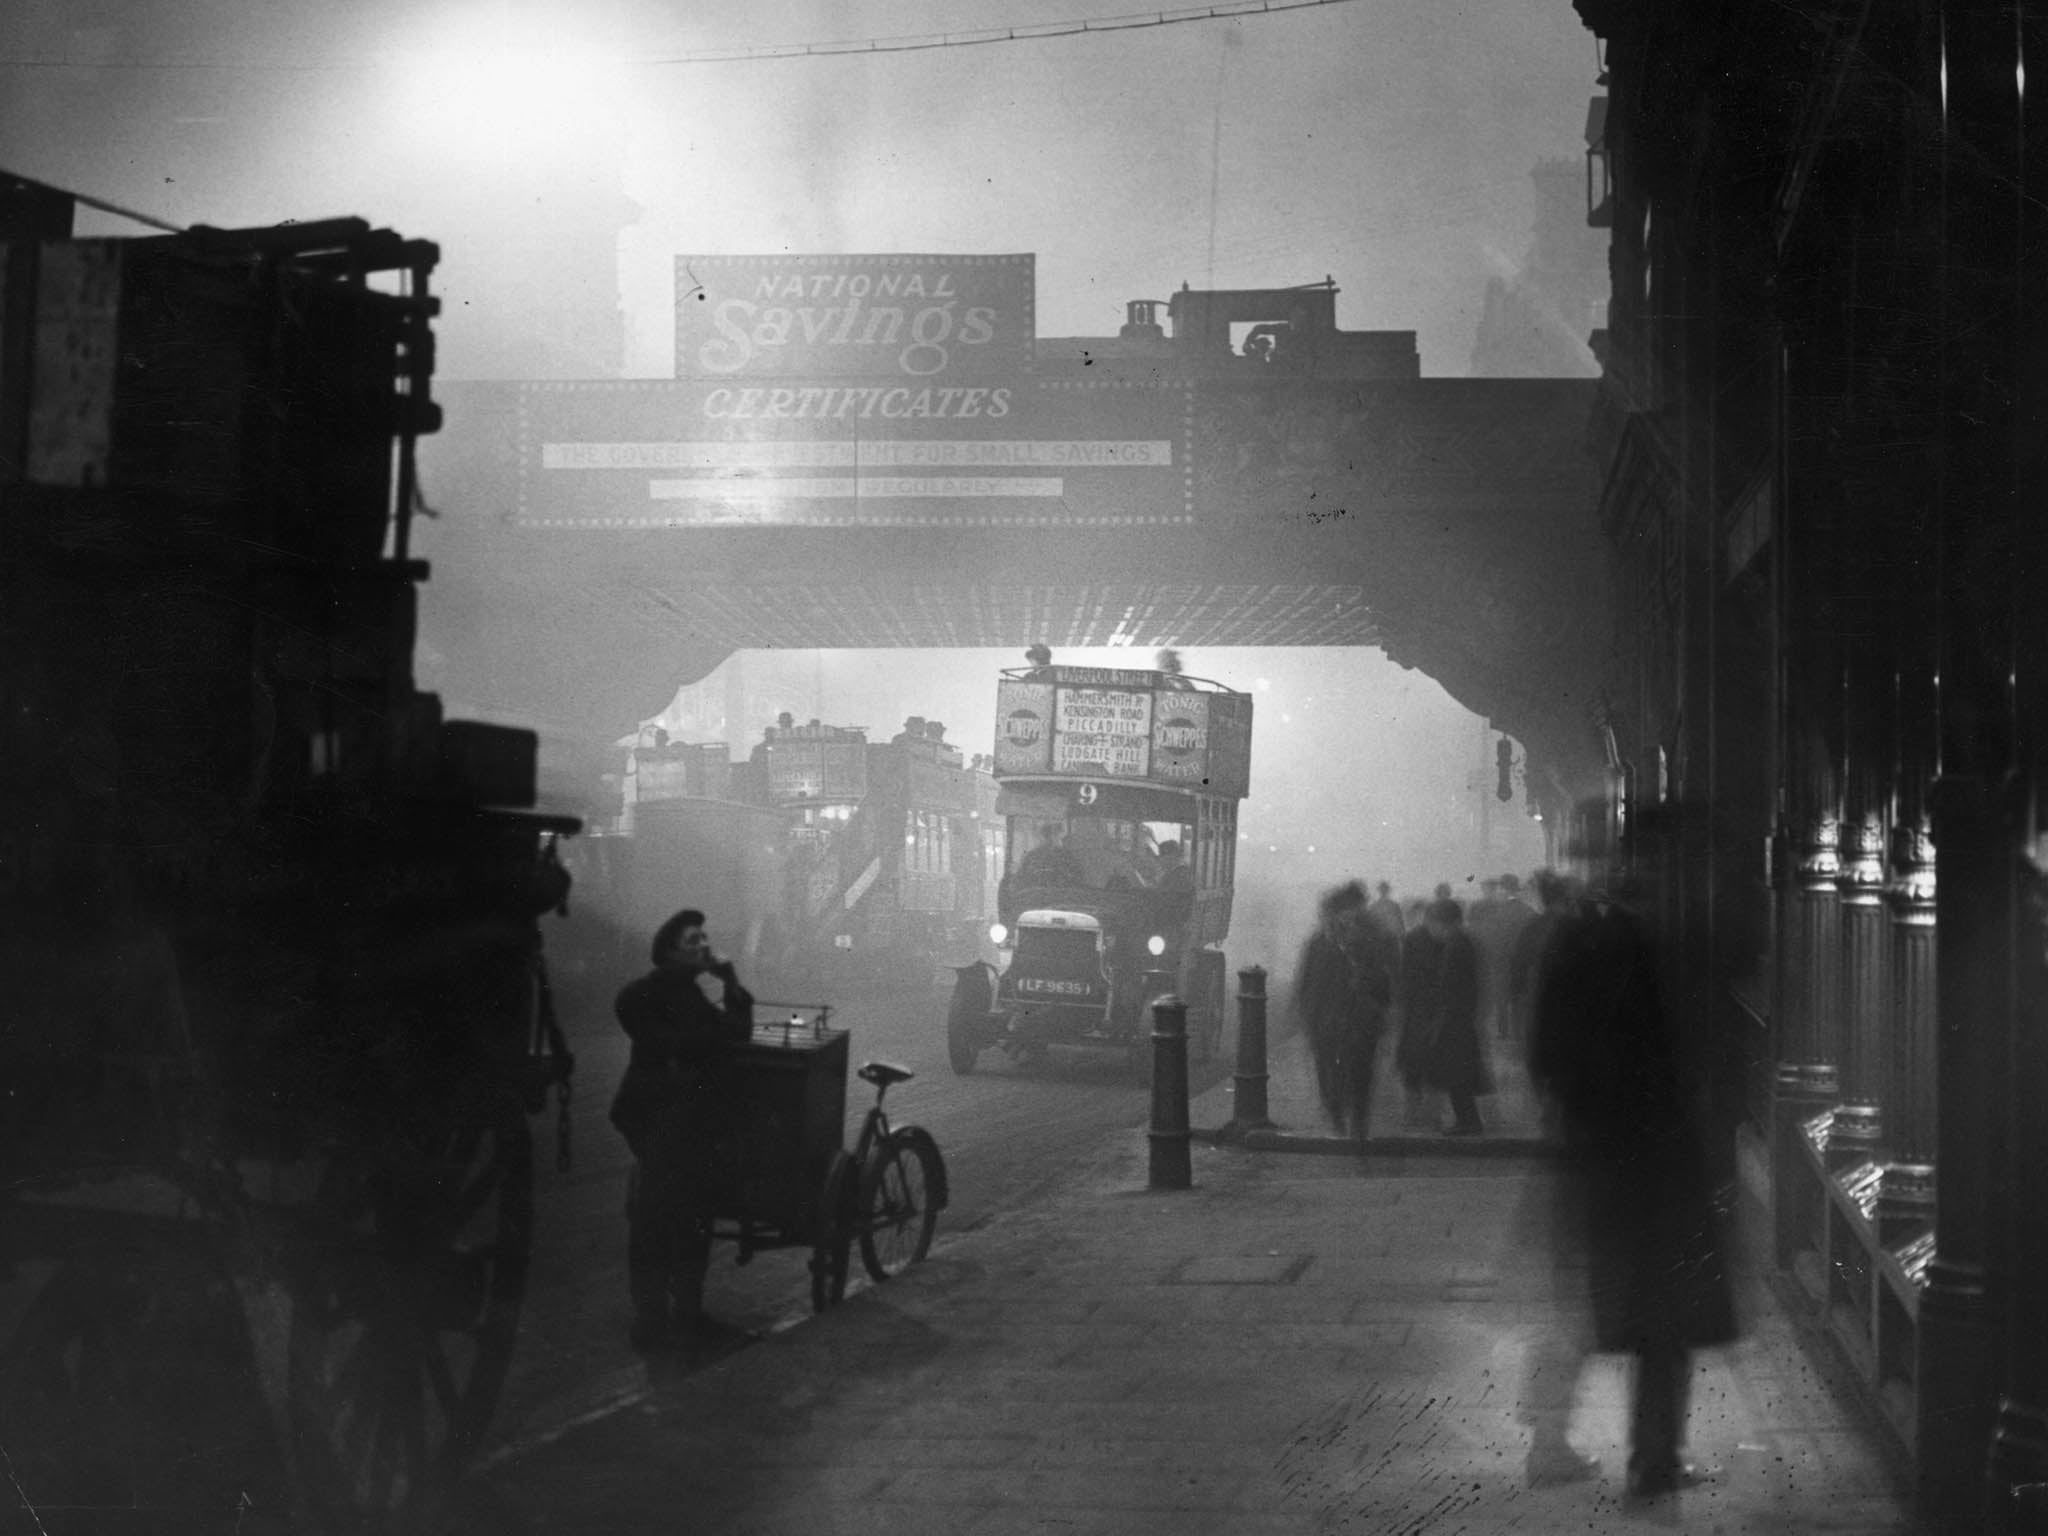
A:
[
  {"xmin": 1146, "ymin": 934, "xmax": 1167, "ymax": 956},
  {"xmin": 988, "ymin": 922, "xmax": 1009, "ymax": 946}
]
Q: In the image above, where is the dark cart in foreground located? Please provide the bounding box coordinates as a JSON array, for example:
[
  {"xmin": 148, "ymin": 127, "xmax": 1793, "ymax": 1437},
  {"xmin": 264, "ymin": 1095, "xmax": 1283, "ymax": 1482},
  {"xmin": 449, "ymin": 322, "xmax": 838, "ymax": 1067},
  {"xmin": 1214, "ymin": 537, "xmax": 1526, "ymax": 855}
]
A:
[
  {"xmin": 0, "ymin": 806, "xmax": 579, "ymax": 1533},
  {"xmin": 0, "ymin": 179, "xmax": 577, "ymax": 1533},
  {"xmin": 708, "ymin": 1006, "xmax": 949, "ymax": 1314}
]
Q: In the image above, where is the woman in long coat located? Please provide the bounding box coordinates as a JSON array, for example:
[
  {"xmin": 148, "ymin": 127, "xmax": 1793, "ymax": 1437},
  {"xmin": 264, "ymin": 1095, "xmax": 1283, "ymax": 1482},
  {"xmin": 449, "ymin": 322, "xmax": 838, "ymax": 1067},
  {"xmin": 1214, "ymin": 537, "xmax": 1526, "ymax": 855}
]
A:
[{"xmin": 1398, "ymin": 897, "xmax": 1490, "ymax": 1134}]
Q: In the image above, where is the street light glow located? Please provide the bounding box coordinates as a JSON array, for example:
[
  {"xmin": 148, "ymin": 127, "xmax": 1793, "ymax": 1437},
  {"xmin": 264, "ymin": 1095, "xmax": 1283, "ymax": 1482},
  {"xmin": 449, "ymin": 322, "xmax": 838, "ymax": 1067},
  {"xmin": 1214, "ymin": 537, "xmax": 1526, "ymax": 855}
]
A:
[{"xmin": 388, "ymin": 20, "xmax": 621, "ymax": 161}]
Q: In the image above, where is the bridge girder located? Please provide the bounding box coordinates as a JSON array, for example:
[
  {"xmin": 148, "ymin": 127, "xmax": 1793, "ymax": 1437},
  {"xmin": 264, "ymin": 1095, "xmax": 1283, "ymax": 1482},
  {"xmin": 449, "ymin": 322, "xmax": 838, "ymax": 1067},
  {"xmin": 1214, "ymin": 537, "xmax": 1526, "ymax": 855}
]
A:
[{"xmin": 414, "ymin": 377, "xmax": 1610, "ymax": 808}]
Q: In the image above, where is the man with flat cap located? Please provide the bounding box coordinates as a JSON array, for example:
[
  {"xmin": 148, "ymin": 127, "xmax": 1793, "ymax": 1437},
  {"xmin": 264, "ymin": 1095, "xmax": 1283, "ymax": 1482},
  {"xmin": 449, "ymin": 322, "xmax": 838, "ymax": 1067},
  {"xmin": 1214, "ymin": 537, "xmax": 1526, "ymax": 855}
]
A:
[{"xmin": 611, "ymin": 908, "xmax": 754, "ymax": 1352}]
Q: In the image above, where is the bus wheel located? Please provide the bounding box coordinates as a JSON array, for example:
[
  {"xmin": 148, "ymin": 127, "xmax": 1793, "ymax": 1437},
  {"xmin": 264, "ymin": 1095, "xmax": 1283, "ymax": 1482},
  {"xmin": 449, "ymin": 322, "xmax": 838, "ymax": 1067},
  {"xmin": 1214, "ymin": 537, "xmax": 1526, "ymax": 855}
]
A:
[
  {"xmin": 945, "ymin": 979, "xmax": 985, "ymax": 1075},
  {"xmin": 947, "ymin": 1019, "xmax": 981, "ymax": 1075}
]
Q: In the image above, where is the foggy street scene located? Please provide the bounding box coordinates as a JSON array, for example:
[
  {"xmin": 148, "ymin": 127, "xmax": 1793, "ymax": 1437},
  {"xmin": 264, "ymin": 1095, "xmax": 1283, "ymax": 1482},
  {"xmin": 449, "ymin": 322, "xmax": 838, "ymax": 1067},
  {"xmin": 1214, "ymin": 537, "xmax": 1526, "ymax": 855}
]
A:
[{"xmin": 4, "ymin": 2, "xmax": 2046, "ymax": 1533}]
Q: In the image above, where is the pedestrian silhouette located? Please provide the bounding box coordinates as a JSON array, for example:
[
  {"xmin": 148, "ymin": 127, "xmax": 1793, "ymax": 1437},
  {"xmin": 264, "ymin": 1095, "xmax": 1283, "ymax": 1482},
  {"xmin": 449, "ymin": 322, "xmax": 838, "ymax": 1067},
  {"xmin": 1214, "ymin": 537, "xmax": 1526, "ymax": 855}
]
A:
[
  {"xmin": 1399, "ymin": 897, "xmax": 1490, "ymax": 1135},
  {"xmin": 1474, "ymin": 872, "xmax": 1534, "ymax": 1039},
  {"xmin": 1366, "ymin": 879, "xmax": 1405, "ymax": 940},
  {"xmin": 1519, "ymin": 810, "xmax": 1737, "ymax": 1499},
  {"xmin": 1506, "ymin": 869, "xmax": 1572, "ymax": 1048},
  {"xmin": 1295, "ymin": 881, "xmax": 1393, "ymax": 1150}
]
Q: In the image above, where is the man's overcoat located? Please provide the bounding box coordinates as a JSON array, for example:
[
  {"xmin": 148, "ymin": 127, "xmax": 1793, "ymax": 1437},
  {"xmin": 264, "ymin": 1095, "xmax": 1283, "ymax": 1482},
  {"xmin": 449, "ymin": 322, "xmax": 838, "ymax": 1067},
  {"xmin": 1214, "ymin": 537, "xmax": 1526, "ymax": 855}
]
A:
[
  {"xmin": 609, "ymin": 966, "xmax": 753, "ymax": 1160},
  {"xmin": 1398, "ymin": 922, "xmax": 1491, "ymax": 1098},
  {"xmin": 1529, "ymin": 901, "xmax": 1736, "ymax": 1353}
]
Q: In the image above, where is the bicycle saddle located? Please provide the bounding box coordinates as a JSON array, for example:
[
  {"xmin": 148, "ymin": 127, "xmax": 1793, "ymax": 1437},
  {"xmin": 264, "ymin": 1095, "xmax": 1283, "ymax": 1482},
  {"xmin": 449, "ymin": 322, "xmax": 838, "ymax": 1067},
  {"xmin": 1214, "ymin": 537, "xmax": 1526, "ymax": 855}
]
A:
[{"xmin": 859, "ymin": 1060, "xmax": 916, "ymax": 1088}]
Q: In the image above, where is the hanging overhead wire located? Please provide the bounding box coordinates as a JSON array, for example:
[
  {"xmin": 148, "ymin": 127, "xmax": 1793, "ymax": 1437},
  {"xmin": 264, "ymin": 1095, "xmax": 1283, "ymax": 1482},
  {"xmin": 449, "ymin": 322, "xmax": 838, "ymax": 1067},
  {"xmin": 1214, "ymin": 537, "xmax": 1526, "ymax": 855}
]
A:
[
  {"xmin": 0, "ymin": 0, "xmax": 1364, "ymax": 72},
  {"xmin": 639, "ymin": 0, "xmax": 1366, "ymax": 65}
]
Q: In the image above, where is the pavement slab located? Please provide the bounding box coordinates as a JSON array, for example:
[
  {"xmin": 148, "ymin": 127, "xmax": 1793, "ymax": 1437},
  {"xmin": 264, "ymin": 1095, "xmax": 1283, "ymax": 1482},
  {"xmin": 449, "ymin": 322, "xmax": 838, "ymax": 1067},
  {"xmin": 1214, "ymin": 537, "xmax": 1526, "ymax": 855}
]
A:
[{"xmin": 462, "ymin": 1099, "xmax": 1920, "ymax": 1535}]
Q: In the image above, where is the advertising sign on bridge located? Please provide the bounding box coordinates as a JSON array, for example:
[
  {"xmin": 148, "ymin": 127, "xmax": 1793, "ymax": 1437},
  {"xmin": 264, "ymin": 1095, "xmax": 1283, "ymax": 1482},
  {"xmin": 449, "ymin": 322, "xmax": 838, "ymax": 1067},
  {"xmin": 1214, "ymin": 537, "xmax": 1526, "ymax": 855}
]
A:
[
  {"xmin": 675, "ymin": 254, "xmax": 1034, "ymax": 381},
  {"xmin": 517, "ymin": 378, "xmax": 1193, "ymax": 529}
]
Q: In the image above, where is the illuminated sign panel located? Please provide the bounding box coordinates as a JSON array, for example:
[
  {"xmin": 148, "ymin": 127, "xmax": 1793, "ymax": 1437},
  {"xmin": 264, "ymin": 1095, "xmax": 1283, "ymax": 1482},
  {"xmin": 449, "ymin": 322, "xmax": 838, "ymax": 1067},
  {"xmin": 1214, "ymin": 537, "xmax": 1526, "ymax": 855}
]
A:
[
  {"xmin": 675, "ymin": 254, "xmax": 1033, "ymax": 381},
  {"xmin": 517, "ymin": 379, "xmax": 1192, "ymax": 528}
]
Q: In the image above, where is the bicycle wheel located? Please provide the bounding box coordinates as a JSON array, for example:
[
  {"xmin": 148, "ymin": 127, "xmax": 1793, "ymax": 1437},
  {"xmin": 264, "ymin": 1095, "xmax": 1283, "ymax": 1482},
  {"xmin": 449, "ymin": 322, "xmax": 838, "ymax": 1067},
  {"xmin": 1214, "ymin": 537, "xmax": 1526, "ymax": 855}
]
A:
[
  {"xmin": 811, "ymin": 1151, "xmax": 857, "ymax": 1313},
  {"xmin": 856, "ymin": 1130, "xmax": 944, "ymax": 1282}
]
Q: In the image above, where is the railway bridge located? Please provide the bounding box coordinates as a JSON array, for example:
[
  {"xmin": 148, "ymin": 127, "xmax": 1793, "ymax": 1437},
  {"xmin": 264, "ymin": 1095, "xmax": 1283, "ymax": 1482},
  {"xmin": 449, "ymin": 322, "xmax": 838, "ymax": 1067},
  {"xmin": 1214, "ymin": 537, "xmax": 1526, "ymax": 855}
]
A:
[{"xmin": 414, "ymin": 272, "xmax": 1609, "ymax": 816}]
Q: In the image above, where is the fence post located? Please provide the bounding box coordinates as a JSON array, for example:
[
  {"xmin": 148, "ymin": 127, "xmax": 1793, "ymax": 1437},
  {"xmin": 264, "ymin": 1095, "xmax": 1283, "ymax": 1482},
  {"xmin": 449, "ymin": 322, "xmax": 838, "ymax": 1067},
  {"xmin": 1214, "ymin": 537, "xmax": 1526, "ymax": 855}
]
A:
[
  {"xmin": 1225, "ymin": 965, "xmax": 1273, "ymax": 1138},
  {"xmin": 1148, "ymin": 994, "xmax": 1191, "ymax": 1190}
]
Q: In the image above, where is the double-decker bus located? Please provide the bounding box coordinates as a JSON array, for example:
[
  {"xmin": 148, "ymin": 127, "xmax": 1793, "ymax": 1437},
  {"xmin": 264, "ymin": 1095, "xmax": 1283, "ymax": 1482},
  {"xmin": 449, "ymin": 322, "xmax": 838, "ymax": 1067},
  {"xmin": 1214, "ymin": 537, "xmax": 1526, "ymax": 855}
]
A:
[
  {"xmin": 747, "ymin": 714, "xmax": 1000, "ymax": 987},
  {"xmin": 944, "ymin": 662, "xmax": 1253, "ymax": 1072},
  {"xmin": 610, "ymin": 712, "xmax": 1001, "ymax": 993}
]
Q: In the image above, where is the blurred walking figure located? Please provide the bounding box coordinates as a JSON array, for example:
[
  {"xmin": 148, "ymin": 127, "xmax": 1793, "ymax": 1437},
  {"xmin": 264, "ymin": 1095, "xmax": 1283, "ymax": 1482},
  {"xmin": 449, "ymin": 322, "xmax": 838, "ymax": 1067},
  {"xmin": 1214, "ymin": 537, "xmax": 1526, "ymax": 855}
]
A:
[
  {"xmin": 1295, "ymin": 881, "xmax": 1393, "ymax": 1150},
  {"xmin": 1398, "ymin": 897, "xmax": 1490, "ymax": 1134},
  {"xmin": 1507, "ymin": 869, "xmax": 1572, "ymax": 1046},
  {"xmin": 1366, "ymin": 879, "xmax": 1405, "ymax": 941},
  {"xmin": 1488, "ymin": 873, "xmax": 1535, "ymax": 1038},
  {"xmin": 1520, "ymin": 816, "xmax": 1736, "ymax": 1500},
  {"xmin": 1393, "ymin": 890, "xmax": 1442, "ymax": 1128},
  {"xmin": 1466, "ymin": 877, "xmax": 1510, "ymax": 1039}
]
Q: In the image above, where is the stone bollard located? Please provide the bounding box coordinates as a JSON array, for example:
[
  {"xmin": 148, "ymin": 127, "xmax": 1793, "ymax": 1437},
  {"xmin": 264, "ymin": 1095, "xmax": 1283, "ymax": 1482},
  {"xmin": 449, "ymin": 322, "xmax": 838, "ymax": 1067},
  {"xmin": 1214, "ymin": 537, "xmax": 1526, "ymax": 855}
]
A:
[
  {"xmin": 1226, "ymin": 965, "xmax": 1273, "ymax": 1137},
  {"xmin": 1148, "ymin": 994, "xmax": 1192, "ymax": 1190},
  {"xmin": 1141, "ymin": 966, "xmax": 1177, "ymax": 1012}
]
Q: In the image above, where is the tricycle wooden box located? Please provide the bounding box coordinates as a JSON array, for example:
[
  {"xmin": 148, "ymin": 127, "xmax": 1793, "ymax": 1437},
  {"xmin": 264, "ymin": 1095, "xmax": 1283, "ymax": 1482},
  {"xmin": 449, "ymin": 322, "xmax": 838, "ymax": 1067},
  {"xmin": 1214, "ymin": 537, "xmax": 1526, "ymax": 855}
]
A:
[{"xmin": 710, "ymin": 1029, "xmax": 849, "ymax": 1238}]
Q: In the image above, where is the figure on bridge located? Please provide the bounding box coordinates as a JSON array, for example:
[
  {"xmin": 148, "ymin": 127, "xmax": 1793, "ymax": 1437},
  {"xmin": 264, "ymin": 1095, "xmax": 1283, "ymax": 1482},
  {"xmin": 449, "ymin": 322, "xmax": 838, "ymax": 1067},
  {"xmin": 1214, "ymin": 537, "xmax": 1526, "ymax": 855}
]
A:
[{"xmin": 610, "ymin": 908, "xmax": 755, "ymax": 1353}]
